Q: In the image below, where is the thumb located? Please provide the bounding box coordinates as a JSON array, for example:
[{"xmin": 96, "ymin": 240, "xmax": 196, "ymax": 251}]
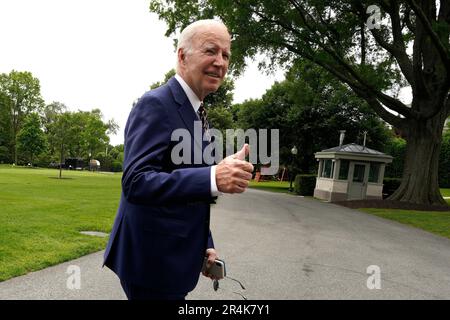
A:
[{"xmin": 234, "ymin": 144, "xmax": 249, "ymax": 160}]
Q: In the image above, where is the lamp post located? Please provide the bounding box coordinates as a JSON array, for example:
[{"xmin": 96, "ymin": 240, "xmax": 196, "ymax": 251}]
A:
[{"xmin": 289, "ymin": 146, "xmax": 298, "ymax": 192}]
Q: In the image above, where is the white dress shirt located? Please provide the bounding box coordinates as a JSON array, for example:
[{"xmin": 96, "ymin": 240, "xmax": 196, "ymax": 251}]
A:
[{"xmin": 174, "ymin": 74, "xmax": 219, "ymax": 197}]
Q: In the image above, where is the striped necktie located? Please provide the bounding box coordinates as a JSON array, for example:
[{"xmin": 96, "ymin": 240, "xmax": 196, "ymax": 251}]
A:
[{"xmin": 198, "ymin": 103, "xmax": 211, "ymax": 141}]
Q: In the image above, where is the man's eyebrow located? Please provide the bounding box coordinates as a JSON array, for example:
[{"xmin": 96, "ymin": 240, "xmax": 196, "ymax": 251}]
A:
[{"xmin": 202, "ymin": 42, "xmax": 231, "ymax": 56}]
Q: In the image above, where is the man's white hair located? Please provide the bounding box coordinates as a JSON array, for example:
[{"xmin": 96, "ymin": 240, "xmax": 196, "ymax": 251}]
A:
[{"xmin": 176, "ymin": 19, "xmax": 229, "ymax": 71}]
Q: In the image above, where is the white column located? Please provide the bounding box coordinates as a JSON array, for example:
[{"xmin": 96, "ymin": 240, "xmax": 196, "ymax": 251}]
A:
[
  {"xmin": 333, "ymin": 159, "xmax": 340, "ymax": 180},
  {"xmin": 317, "ymin": 159, "xmax": 323, "ymax": 178},
  {"xmin": 379, "ymin": 164, "xmax": 386, "ymax": 184}
]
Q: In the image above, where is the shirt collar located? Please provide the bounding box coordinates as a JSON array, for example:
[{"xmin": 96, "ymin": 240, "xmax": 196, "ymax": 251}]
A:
[{"xmin": 174, "ymin": 74, "xmax": 202, "ymax": 113}]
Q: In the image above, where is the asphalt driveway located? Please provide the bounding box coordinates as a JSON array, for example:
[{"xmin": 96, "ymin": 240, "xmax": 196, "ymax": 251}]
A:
[{"xmin": 1, "ymin": 189, "xmax": 450, "ymax": 299}]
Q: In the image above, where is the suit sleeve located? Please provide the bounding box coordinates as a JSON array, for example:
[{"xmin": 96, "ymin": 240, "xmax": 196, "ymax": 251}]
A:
[
  {"xmin": 121, "ymin": 94, "xmax": 212, "ymax": 205},
  {"xmin": 207, "ymin": 230, "xmax": 214, "ymax": 249}
]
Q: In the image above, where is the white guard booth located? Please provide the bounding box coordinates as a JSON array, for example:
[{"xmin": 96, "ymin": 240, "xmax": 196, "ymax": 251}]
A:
[{"xmin": 314, "ymin": 143, "xmax": 393, "ymax": 201}]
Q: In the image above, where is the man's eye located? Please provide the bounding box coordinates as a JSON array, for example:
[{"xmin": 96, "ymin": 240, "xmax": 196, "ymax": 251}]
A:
[
  {"xmin": 206, "ymin": 49, "xmax": 215, "ymax": 54},
  {"xmin": 223, "ymin": 54, "xmax": 229, "ymax": 60}
]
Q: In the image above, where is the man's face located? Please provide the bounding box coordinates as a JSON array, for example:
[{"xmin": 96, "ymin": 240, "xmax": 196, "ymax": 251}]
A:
[{"xmin": 179, "ymin": 25, "xmax": 231, "ymax": 100}]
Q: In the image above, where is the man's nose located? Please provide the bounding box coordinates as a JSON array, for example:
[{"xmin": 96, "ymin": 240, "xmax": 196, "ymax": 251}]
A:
[{"xmin": 213, "ymin": 53, "xmax": 225, "ymax": 67}]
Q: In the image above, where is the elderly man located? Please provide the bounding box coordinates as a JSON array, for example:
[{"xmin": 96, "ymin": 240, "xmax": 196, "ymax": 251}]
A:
[{"xmin": 103, "ymin": 19, "xmax": 254, "ymax": 300}]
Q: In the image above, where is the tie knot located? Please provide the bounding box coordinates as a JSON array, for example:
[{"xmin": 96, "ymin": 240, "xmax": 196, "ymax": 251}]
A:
[{"xmin": 198, "ymin": 103, "xmax": 206, "ymax": 114}]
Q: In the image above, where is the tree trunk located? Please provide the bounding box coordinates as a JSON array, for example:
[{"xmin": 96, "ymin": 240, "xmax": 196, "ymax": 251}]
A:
[{"xmin": 388, "ymin": 113, "xmax": 447, "ymax": 206}]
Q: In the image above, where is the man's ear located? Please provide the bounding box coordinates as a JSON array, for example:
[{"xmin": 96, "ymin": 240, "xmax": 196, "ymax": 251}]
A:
[{"xmin": 177, "ymin": 48, "xmax": 186, "ymax": 66}]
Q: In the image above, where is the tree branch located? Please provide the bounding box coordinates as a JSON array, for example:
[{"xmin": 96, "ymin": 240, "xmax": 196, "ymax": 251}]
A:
[
  {"xmin": 369, "ymin": 28, "xmax": 414, "ymax": 86},
  {"xmin": 353, "ymin": 2, "xmax": 415, "ymax": 89},
  {"xmin": 255, "ymin": 1, "xmax": 416, "ymax": 118},
  {"xmin": 361, "ymin": 94, "xmax": 405, "ymax": 129},
  {"xmin": 406, "ymin": 0, "xmax": 450, "ymax": 74},
  {"xmin": 404, "ymin": 7, "xmax": 416, "ymax": 34},
  {"xmin": 275, "ymin": 39, "xmax": 404, "ymax": 128},
  {"xmin": 386, "ymin": 1, "xmax": 415, "ymax": 85}
]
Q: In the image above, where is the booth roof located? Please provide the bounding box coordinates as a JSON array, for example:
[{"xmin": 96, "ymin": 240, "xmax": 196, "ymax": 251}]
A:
[{"xmin": 320, "ymin": 143, "xmax": 386, "ymax": 155}]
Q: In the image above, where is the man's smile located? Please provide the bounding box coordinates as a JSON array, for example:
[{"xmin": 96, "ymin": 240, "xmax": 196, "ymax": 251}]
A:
[{"xmin": 205, "ymin": 72, "xmax": 221, "ymax": 79}]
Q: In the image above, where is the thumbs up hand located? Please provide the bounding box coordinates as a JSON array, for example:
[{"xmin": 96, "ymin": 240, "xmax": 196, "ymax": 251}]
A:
[
  {"xmin": 233, "ymin": 144, "xmax": 249, "ymax": 161},
  {"xmin": 215, "ymin": 144, "xmax": 254, "ymax": 194}
]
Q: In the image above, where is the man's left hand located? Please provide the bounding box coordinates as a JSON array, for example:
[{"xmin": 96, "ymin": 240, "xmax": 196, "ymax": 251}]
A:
[{"xmin": 202, "ymin": 248, "xmax": 218, "ymax": 280}]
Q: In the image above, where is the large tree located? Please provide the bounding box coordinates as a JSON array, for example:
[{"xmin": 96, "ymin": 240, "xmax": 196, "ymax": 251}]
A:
[
  {"xmin": 150, "ymin": 0, "xmax": 450, "ymax": 205},
  {"xmin": 62, "ymin": 109, "xmax": 116, "ymax": 160},
  {"xmin": 46, "ymin": 109, "xmax": 117, "ymax": 176},
  {"xmin": 48, "ymin": 112, "xmax": 77, "ymax": 178},
  {"xmin": 41, "ymin": 101, "xmax": 67, "ymax": 135},
  {"xmin": 0, "ymin": 70, "xmax": 44, "ymax": 164},
  {"xmin": 17, "ymin": 113, "xmax": 47, "ymax": 166}
]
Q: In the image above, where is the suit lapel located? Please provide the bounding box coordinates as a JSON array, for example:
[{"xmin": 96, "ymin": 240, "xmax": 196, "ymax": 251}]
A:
[{"xmin": 168, "ymin": 77, "xmax": 204, "ymax": 152}]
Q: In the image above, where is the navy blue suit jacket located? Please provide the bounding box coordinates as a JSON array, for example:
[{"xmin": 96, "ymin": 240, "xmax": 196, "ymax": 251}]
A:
[{"xmin": 103, "ymin": 77, "xmax": 216, "ymax": 294}]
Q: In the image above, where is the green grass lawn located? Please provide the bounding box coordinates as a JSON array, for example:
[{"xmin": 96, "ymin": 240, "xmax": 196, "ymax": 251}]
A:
[
  {"xmin": 0, "ymin": 165, "xmax": 121, "ymax": 282},
  {"xmin": 248, "ymin": 180, "xmax": 292, "ymax": 194},
  {"xmin": 441, "ymin": 188, "xmax": 450, "ymax": 197},
  {"xmin": 359, "ymin": 188, "xmax": 450, "ymax": 240},
  {"xmin": 360, "ymin": 208, "xmax": 450, "ymax": 240}
]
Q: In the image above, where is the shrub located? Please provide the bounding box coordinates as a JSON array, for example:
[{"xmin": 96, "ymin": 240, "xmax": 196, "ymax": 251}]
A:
[
  {"xmin": 111, "ymin": 160, "xmax": 123, "ymax": 172},
  {"xmin": 383, "ymin": 137, "xmax": 406, "ymax": 179},
  {"xmin": 294, "ymin": 174, "xmax": 316, "ymax": 196}
]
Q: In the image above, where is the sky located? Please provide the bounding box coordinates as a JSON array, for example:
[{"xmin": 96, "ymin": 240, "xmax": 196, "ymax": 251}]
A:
[{"xmin": 0, "ymin": 0, "xmax": 285, "ymax": 145}]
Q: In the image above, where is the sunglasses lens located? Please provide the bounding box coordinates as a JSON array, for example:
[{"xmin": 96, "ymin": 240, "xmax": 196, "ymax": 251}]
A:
[{"xmin": 213, "ymin": 279, "xmax": 219, "ymax": 291}]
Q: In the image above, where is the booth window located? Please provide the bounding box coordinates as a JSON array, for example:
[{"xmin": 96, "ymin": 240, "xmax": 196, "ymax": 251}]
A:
[
  {"xmin": 322, "ymin": 159, "xmax": 334, "ymax": 178},
  {"xmin": 369, "ymin": 163, "xmax": 380, "ymax": 183},
  {"xmin": 338, "ymin": 160, "xmax": 349, "ymax": 180}
]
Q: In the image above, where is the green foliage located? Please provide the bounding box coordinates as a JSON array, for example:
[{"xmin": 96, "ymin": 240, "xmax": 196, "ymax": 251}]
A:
[
  {"xmin": 0, "ymin": 146, "xmax": 9, "ymax": 163},
  {"xmin": 149, "ymin": 0, "xmax": 450, "ymax": 204},
  {"xmin": 0, "ymin": 70, "xmax": 44, "ymax": 163},
  {"xmin": 0, "ymin": 92, "xmax": 12, "ymax": 163},
  {"xmin": 0, "ymin": 72, "xmax": 118, "ymax": 169},
  {"xmin": 111, "ymin": 160, "xmax": 123, "ymax": 172},
  {"xmin": 203, "ymin": 77, "xmax": 234, "ymax": 110},
  {"xmin": 41, "ymin": 102, "xmax": 67, "ymax": 134},
  {"xmin": 115, "ymin": 144, "xmax": 124, "ymax": 152},
  {"xmin": 48, "ymin": 112, "xmax": 77, "ymax": 177},
  {"xmin": 47, "ymin": 110, "xmax": 113, "ymax": 165},
  {"xmin": 360, "ymin": 208, "xmax": 450, "ymax": 241},
  {"xmin": 109, "ymin": 147, "xmax": 120, "ymax": 160},
  {"xmin": 236, "ymin": 61, "xmax": 391, "ymax": 174},
  {"xmin": 75, "ymin": 109, "xmax": 110, "ymax": 158},
  {"xmin": 116, "ymin": 152, "xmax": 124, "ymax": 163},
  {"xmin": 294, "ymin": 174, "xmax": 316, "ymax": 196},
  {"xmin": 207, "ymin": 106, "xmax": 234, "ymax": 132},
  {"xmin": 149, "ymin": 0, "xmax": 406, "ymax": 89},
  {"xmin": 383, "ymin": 136, "xmax": 406, "ymax": 178},
  {"xmin": 17, "ymin": 113, "xmax": 47, "ymax": 165}
]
